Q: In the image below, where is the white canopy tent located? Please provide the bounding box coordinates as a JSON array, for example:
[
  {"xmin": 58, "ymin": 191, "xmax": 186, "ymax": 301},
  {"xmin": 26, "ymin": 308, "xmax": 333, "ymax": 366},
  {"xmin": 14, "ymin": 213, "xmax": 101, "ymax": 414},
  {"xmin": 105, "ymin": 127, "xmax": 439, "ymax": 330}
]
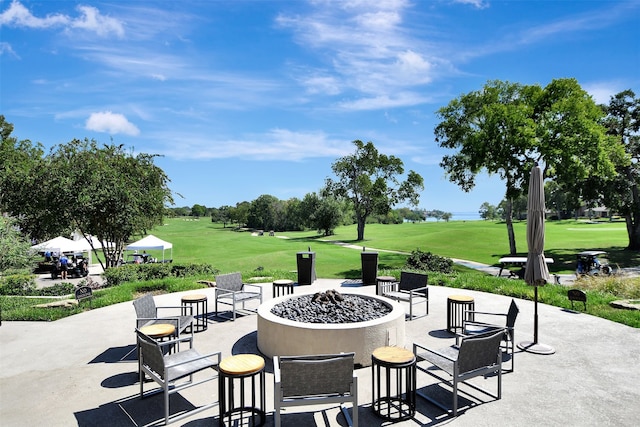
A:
[
  {"xmin": 125, "ymin": 235, "xmax": 173, "ymax": 262},
  {"xmin": 32, "ymin": 236, "xmax": 85, "ymax": 255}
]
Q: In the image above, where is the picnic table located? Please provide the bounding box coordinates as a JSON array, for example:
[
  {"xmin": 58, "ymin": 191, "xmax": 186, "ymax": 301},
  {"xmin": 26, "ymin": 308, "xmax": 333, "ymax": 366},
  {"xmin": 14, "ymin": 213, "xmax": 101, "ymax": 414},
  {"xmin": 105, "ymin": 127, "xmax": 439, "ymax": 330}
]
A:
[{"xmin": 498, "ymin": 256, "xmax": 554, "ymax": 278}]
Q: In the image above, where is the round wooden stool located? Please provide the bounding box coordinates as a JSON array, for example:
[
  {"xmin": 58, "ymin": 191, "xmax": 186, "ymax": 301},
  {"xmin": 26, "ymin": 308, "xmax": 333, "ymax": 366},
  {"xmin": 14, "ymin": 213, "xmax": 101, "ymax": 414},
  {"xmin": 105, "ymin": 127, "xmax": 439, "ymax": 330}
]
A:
[
  {"xmin": 138, "ymin": 323, "xmax": 177, "ymax": 365},
  {"xmin": 181, "ymin": 294, "xmax": 208, "ymax": 332},
  {"xmin": 447, "ymin": 294, "xmax": 475, "ymax": 334},
  {"xmin": 272, "ymin": 279, "xmax": 294, "ymax": 297},
  {"xmin": 376, "ymin": 275, "xmax": 397, "ymax": 296},
  {"xmin": 218, "ymin": 354, "xmax": 266, "ymax": 427},
  {"xmin": 372, "ymin": 346, "xmax": 416, "ymax": 421},
  {"xmin": 139, "ymin": 323, "xmax": 175, "ymax": 339}
]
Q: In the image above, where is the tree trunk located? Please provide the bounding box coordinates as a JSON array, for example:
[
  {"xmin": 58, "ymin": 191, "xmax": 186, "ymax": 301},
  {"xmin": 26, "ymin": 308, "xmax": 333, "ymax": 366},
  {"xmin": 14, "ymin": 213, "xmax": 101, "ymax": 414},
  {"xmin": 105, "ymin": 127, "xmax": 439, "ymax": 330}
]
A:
[
  {"xmin": 356, "ymin": 216, "xmax": 366, "ymax": 241},
  {"xmin": 505, "ymin": 199, "xmax": 517, "ymax": 255},
  {"xmin": 625, "ymin": 169, "xmax": 640, "ymax": 250},
  {"xmin": 626, "ymin": 214, "xmax": 640, "ymax": 250}
]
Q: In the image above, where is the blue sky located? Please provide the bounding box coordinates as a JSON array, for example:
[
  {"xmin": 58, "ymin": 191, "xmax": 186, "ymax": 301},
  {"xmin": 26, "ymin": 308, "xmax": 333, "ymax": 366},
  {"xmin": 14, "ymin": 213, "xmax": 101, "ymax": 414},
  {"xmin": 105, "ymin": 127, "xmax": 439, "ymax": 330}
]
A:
[{"xmin": 2, "ymin": 0, "xmax": 639, "ymax": 218}]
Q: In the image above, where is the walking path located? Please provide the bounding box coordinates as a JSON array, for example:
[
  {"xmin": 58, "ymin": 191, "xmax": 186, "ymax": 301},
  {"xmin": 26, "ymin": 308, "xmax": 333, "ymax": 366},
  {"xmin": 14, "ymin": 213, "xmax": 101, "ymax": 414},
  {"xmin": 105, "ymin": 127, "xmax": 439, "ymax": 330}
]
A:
[
  {"xmin": 2, "ymin": 278, "xmax": 639, "ymax": 426},
  {"xmin": 323, "ymin": 240, "xmax": 582, "ymax": 285}
]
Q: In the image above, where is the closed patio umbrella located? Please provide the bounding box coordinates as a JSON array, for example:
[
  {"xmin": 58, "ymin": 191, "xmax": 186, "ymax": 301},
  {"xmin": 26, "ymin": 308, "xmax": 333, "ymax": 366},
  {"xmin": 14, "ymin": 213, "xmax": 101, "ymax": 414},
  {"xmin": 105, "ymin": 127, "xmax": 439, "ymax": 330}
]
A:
[{"xmin": 517, "ymin": 164, "xmax": 555, "ymax": 355}]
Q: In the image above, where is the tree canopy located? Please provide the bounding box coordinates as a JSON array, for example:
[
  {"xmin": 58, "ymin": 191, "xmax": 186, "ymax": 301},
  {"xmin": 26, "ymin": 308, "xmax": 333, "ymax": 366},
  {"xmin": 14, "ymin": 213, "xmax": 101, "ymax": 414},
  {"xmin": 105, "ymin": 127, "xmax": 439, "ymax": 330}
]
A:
[
  {"xmin": 324, "ymin": 140, "xmax": 424, "ymax": 241},
  {"xmin": 0, "ymin": 117, "xmax": 173, "ymax": 268},
  {"xmin": 435, "ymin": 79, "xmax": 619, "ymax": 254},
  {"xmin": 599, "ymin": 90, "xmax": 640, "ymax": 250}
]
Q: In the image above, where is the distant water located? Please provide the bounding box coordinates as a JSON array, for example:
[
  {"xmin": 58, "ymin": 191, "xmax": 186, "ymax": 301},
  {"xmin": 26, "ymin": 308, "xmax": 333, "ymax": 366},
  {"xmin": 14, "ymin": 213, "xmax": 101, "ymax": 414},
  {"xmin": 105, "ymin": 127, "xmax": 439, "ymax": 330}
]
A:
[{"xmin": 426, "ymin": 211, "xmax": 482, "ymax": 221}]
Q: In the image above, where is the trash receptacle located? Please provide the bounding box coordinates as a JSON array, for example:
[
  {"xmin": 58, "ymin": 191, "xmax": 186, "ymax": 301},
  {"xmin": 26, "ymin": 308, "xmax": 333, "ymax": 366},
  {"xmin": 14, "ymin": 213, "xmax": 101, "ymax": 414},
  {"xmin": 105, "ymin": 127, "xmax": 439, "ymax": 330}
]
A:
[
  {"xmin": 296, "ymin": 251, "xmax": 316, "ymax": 285},
  {"xmin": 361, "ymin": 251, "xmax": 378, "ymax": 286}
]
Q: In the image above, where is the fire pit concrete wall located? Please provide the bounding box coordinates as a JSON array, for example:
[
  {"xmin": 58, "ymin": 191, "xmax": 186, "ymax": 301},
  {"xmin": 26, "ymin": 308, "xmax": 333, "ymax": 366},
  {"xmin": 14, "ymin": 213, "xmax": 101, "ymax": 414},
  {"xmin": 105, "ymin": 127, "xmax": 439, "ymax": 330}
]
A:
[{"xmin": 257, "ymin": 292, "xmax": 405, "ymax": 367}]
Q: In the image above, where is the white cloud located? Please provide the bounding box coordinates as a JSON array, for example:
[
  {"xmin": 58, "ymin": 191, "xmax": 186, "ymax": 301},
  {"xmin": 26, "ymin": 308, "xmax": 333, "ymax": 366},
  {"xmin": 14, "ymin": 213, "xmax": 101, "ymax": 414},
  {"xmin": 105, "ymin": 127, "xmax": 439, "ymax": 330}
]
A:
[
  {"xmin": 582, "ymin": 81, "xmax": 625, "ymax": 105},
  {"xmin": 276, "ymin": 1, "xmax": 445, "ymax": 109},
  {"xmin": 85, "ymin": 112, "xmax": 140, "ymax": 136},
  {"xmin": 300, "ymin": 74, "xmax": 342, "ymax": 95},
  {"xmin": 0, "ymin": 41, "xmax": 19, "ymax": 57},
  {"xmin": 0, "ymin": 1, "xmax": 69, "ymax": 28},
  {"xmin": 338, "ymin": 92, "xmax": 430, "ymax": 111},
  {"xmin": 0, "ymin": 1, "xmax": 124, "ymax": 37},
  {"xmin": 70, "ymin": 5, "xmax": 125, "ymax": 38},
  {"xmin": 155, "ymin": 128, "xmax": 350, "ymax": 161},
  {"xmin": 452, "ymin": 0, "xmax": 489, "ymax": 9}
]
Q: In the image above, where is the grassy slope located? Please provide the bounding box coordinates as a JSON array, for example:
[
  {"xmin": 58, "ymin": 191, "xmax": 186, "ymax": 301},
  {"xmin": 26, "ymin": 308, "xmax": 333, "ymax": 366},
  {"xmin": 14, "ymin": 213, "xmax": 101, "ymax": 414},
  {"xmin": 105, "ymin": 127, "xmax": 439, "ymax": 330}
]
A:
[
  {"xmin": 147, "ymin": 218, "xmax": 637, "ymax": 276},
  {"xmin": 4, "ymin": 218, "xmax": 638, "ymax": 326}
]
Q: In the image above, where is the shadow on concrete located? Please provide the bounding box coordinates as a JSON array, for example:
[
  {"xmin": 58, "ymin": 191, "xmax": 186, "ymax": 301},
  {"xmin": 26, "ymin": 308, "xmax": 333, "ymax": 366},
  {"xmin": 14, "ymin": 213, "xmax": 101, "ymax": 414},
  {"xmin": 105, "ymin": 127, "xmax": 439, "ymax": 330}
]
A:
[
  {"xmin": 74, "ymin": 392, "xmax": 199, "ymax": 427},
  {"xmin": 89, "ymin": 345, "xmax": 138, "ymax": 364}
]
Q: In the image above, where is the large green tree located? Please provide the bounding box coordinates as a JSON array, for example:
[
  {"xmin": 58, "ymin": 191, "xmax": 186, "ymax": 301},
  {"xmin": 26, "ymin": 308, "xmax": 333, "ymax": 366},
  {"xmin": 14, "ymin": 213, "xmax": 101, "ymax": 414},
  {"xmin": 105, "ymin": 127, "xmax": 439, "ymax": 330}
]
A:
[
  {"xmin": 52, "ymin": 139, "xmax": 173, "ymax": 267},
  {"xmin": 229, "ymin": 201, "xmax": 250, "ymax": 227},
  {"xmin": 247, "ymin": 194, "xmax": 279, "ymax": 231},
  {"xmin": 300, "ymin": 192, "xmax": 344, "ymax": 236},
  {"xmin": 324, "ymin": 140, "xmax": 424, "ymax": 241},
  {"xmin": 0, "ymin": 119, "xmax": 173, "ymax": 268},
  {"xmin": 435, "ymin": 79, "xmax": 619, "ymax": 254},
  {"xmin": 599, "ymin": 89, "xmax": 640, "ymax": 250},
  {"xmin": 0, "ymin": 115, "xmax": 56, "ymax": 239}
]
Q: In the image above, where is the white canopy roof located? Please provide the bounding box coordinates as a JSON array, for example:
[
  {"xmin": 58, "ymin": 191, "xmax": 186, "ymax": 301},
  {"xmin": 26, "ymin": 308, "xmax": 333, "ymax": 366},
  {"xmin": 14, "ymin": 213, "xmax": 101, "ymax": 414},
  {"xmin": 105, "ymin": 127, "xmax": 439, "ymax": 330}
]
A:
[
  {"xmin": 31, "ymin": 236, "xmax": 85, "ymax": 254},
  {"xmin": 73, "ymin": 235, "xmax": 115, "ymax": 251},
  {"xmin": 126, "ymin": 235, "xmax": 173, "ymax": 261},
  {"xmin": 126, "ymin": 235, "xmax": 172, "ymax": 250}
]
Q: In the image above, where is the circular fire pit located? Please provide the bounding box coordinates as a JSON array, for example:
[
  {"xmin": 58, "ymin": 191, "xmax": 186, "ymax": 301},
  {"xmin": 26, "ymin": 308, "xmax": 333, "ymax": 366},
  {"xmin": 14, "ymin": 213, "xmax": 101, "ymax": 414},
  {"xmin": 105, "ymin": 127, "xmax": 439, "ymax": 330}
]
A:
[{"xmin": 257, "ymin": 291, "xmax": 405, "ymax": 367}]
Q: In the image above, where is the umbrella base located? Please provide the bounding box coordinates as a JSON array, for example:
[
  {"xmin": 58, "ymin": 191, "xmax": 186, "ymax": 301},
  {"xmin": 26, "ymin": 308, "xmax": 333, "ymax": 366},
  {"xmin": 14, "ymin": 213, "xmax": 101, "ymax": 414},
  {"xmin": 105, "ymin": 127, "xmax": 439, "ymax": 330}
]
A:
[{"xmin": 517, "ymin": 340, "xmax": 555, "ymax": 355}]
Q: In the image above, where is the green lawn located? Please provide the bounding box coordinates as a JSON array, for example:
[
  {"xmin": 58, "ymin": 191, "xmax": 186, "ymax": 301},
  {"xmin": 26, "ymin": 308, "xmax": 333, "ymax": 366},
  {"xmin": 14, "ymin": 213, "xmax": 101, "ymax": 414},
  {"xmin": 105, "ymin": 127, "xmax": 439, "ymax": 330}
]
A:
[
  {"xmin": 146, "ymin": 218, "xmax": 637, "ymax": 276},
  {"xmin": 3, "ymin": 217, "xmax": 638, "ymax": 326}
]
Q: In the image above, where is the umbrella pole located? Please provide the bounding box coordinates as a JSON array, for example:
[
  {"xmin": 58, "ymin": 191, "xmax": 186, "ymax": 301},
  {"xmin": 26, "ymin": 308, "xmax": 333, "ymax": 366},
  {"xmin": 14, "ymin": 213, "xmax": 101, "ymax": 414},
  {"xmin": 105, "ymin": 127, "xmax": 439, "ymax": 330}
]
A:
[
  {"xmin": 534, "ymin": 287, "xmax": 539, "ymax": 344},
  {"xmin": 518, "ymin": 285, "xmax": 555, "ymax": 355}
]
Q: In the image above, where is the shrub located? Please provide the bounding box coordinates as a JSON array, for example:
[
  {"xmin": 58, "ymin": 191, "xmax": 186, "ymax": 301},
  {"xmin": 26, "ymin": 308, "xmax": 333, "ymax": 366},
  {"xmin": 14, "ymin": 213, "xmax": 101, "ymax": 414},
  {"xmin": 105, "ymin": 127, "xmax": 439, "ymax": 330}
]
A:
[
  {"xmin": 36, "ymin": 282, "xmax": 75, "ymax": 296},
  {"xmin": 0, "ymin": 272, "xmax": 36, "ymax": 295},
  {"xmin": 405, "ymin": 249, "xmax": 454, "ymax": 274},
  {"xmin": 0, "ymin": 270, "xmax": 77, "ymax": 296},
  {"xmin": 102, "ymin": 263, "xmax": 218, "ymax": 287},
  {"xmin": 102, "ymin": 265, "xmax": 141, "ymax": 287}
]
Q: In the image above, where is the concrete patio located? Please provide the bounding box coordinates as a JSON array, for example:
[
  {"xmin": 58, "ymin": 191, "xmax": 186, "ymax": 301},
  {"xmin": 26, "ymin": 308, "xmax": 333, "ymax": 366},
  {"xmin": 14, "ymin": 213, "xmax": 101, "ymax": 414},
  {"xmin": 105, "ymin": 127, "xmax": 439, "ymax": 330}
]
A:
[{"xmin": 1, "ymin": 278, "xmax": 639, "ymax": 426}]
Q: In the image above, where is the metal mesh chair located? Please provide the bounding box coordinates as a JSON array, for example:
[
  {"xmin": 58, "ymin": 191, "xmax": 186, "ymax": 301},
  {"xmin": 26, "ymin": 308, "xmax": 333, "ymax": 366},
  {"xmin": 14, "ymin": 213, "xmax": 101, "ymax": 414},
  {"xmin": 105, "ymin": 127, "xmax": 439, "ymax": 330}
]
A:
[
  {"xmin": 136, "ymin": 329, "xmax": 220, "ymax": 425},
  {"xmin": 214, "ymin": 272, "xmax": 263, "ymax": 320},
  {"xmin": 460, "ymin": 299, "xmax": 519, "ymax": 371},
  {"xmin": 380, "ymin": 271, "xmax": 428, "ymax": 320},
  {"xmin": 133, "ymin": 293, "xmax": 194, "ymax": 337},
  {"xmin": 274, "ymin": 352, "xmax": 358, "ymax": 427},
  {"xmin": 413, "ymin": 329, "xmax": 504, "ymax": 416}
]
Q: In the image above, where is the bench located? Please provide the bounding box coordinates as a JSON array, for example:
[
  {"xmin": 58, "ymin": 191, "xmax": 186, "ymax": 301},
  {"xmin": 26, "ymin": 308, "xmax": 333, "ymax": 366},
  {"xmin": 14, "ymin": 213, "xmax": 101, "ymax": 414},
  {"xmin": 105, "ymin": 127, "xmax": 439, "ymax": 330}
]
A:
[{"xmin": 497, "ymin": 257, "xmax": 554, "ymax": 278}]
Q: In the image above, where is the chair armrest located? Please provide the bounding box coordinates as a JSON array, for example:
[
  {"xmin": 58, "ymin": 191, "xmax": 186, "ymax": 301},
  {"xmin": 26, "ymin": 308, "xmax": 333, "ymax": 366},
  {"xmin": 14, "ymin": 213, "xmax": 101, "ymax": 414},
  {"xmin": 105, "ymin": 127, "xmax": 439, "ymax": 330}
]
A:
[
  {"xmin": 158, "ymin": 334, "xmax": 194, "ymax": 350},
  {"xmin": 216, "ymin": 288, "xmax": 236, "ymax": 296},
  {"xmin": 466, "ymin": 310, "xmax": 507, "ymax": 317},
  {"xmin": 157, "ymin": 305, "xmax": 189, "ymax": 312},
  {"xmin": 242, "ymin": 283, "xmax": 263, "ymax": 293},
  {"xmin": 413, "ymin": 343, "xmax": 455, "ymax": 362},
  {"xmin": 136, "ymin": 316, "xmax": 180, "ymax": 328},
  {"xmin": 274, "ymin": 356, "xmax": 281, "ymax": 382},
  {"xmin": 463, "ymin": 319, "xmax": 504, "ymax": 327},
  {"xmin": 157, "ymin": 305, "xmax": 187, "ymax": 309},
  {"xmin": 461, "ymin": 320, "xmax": 506, "ymax": 337},
  {"xmin": 165, "ymin": 351, "xmax": 221, "ymax": 369},
  {"xmin": 380, "ymin": 282, "xmax": 399, "ymax": 294},
  {"xmin": 406, "ymin": 286, "xmax": 428, "ymax": 295},
  {"xmin": 454, "ymin": 331, "xmax": 468, "ymax": 346}
]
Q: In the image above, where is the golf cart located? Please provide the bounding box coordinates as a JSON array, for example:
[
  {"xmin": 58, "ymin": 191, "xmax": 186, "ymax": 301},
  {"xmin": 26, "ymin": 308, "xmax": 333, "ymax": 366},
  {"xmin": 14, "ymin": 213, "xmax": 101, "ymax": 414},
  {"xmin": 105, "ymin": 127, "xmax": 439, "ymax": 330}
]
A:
[
  {"xmin": 576, "ymin": 251, "xmax": 612, "ymax": 276},
  {"xmin": 51, "ymin": 253, "xmax": 89, "ymax": 279}
]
